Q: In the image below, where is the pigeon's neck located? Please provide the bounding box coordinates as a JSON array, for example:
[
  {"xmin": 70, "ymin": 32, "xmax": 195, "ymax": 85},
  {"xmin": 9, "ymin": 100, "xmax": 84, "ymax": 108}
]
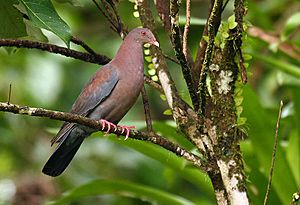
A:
[{"xmin": 113, "ymin": 37, "xmax": 144, "ymax": 70}]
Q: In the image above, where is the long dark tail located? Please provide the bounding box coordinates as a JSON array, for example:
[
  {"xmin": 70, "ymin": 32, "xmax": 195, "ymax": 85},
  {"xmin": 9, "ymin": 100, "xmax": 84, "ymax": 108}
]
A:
[{"xmin": 42, "ymin": 130, "xmax": 85, "ymax": 177}]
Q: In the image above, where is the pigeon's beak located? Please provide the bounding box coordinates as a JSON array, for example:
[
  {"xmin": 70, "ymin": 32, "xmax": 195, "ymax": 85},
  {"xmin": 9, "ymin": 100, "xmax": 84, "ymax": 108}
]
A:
[{"xmin": 151, "ymin": 40, "xmax": 160, "ymax": 47}]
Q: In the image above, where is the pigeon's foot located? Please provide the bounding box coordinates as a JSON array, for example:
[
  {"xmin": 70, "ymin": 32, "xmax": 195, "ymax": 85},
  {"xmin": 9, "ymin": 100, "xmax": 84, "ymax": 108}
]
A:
[
  {"xmin": 99, "ymin": 119, "xmax": 135, "ymax": 140},
  {"xmin": 119, "ymin": 125, "xmax": 136, "ymax": 140},
  {"xmin": 99, "ymin": 119, "xmax": 117, "ymax": 133}
]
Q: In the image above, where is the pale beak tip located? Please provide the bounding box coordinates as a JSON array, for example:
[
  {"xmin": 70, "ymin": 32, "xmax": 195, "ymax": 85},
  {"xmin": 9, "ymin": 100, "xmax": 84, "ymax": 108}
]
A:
[{"xmin": 153, "ymin": 41, "xmax": 160, "ymax": 47}]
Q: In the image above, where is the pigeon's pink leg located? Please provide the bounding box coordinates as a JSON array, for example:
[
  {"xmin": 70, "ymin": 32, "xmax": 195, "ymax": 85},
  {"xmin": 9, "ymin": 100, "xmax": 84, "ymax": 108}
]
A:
[
  {"xmin": 99, "ymin": 120, "xmax": 135, "ymax": 139},
  {"xmin": 99, "ymin": 119, "xmax": 117, "ymax": 133},
  {"xmin": 119, "ymin": 125, "xmax": 136, "ymax": 140}
]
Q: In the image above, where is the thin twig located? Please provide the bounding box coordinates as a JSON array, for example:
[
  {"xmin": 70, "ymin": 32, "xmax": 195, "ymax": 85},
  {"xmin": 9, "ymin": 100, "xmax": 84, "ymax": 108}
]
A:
[
  {"xmin": 183, "ymin": 0, "xmax": 191, "ymax": 60},
  {"xmin": 197, "ymin": 0, "xmax": 222, "ymax": 115},
  {"xmin": 170, "ymin": 0, "xmax": 199, "ymax": 110},
  {"xmin": 248, "ymin": 26, "xmax": 300, "ymax": 62},
  {"xmin": 194, "ymin": 0, "xmax": 215, "ymax": 86},
  {"xmin": 102, "ymin": 0, "xmax": 127, "ymax": 37},
  {"xmin": 236, "ymin": 46, "xmax": 247, "ymax": 83},
  {"xmin": 163, "ymin": 53, "xmax": 180, "ymax": 64},
  {"xmin": 233, "ymin": 0, "xmax": 247, "ymax": 83},
  {"xmin": 7, "ymin": 84, "xmax": 12, "ymax": 105},
  {"xmin": 222, "ymin": 0, "xmax": 230, "ymax": 12},
  {"xmin": 71, "ymin": 36, "xmax": 97, "ymax": 55},
  {"xmin": 92, "ymin": 0, "xmax": 118, "ymax": 32},
  {"xmin": 141, "ymin": 86, "xmax": 153, "ymax": 133},
  {"xmin": 0, "ymin": 101, "xmax": 207, "ymax": 171},
  {"xmin": 144, "ymin": 76, "xmax": 163, "ymax": 93},
  {"xmin": 263, "ymin": 100, "xmax": 283, "ymax": 205},
  {"xmin": 0, "ymin": 39, "xmax": 111, "ymax": 65}
]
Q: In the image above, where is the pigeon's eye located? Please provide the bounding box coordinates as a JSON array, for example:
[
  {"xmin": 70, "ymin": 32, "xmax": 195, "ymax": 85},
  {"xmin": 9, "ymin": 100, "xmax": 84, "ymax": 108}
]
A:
[{"xmin": 141, "ymin": 31, "xmax": 146, "ymax": 36}]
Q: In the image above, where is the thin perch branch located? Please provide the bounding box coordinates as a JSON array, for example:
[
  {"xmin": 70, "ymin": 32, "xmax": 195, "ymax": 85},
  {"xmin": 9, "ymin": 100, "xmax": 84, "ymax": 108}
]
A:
[
  {"xmin": 0, "ymin": 39, "xmax": 111, "ymax": 65},
  {"xmin": 0, "ymin": 101, "xmax": 207, "ymax": 171},
  {"xmin": 0, "ymin": 38, "xmax": 167, "ymax": 95},
  {"xmin": 71, "ymin": 36, "xmax": 98, "ymax": 55},
  {"xmin": 263, "ymin": 100, "xmax": 283, "ymax": 205}
]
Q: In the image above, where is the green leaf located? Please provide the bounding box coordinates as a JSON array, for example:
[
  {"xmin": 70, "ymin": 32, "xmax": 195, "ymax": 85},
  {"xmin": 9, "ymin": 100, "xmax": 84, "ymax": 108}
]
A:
[
  {"xmin": 148, "ymin": 63, "xmax": 155, "ymax": 69},
  {"xmin": 206, "ymin": 74, "xmax": 212, "ymax": 97},
  {"xmin": 14, "ymin": 3, "xmax": 48, "ymax": 41},
  {"xmin": 151, "ymin": 75, "xmax": 158, "ymax": 81},
  {"xmin": 108, "ymin": 132, "xmax": 213, "ymax": 196},
  {"xmin": 20, "ymin": 0, "xmax": 71, "ymax": 46},
  {"xmin": 235, "ymin": 96, "xmax": 244, "ymax": 106},
  {"xmin": 163, "ymin": 109, "xmax": 172, "ymax": 115},
  {"xmin": 152, "ymin": 121, "xmax": 195, "ymax": 151},
  {"xmin": 202, "ymin": 35, "xmax": 209, "ymax": 43},
  {"xmin": 243, "ymin": 53, "xmax": 252, "ymax": 61},
  {"xmin": 281, "ymin": 12, "xmax": 300, "ymax": 41},
  {"xmin": 289, "ymin": 87, "xmax": 300, "ymax": 184},
  {"xmin": 236, "ymin": 106, "xmax": 243, "ymax": 116},
  {"xmin": 252, "ymin": 54, "xmax": 300, "ymax": 78},
  {"xmin": 144, "ymin": 49, "xmax": 150, "ymax": 55},
  {"xmin": 51, "ymin": 179, "xmax": 195, "ymax": 205},
  {"xmin": 160, "ymin": 94, "xmax": 166, "ymax": 101},
  {"xmin": 23, "ymin": 19, "xmax": 48, "ymax": 41},
  {"xmin": 237, "ymin": 117, "xmax": 247, "ymax": 125},
  {"xmin": 145, "ymin": 56, "xmax": 152, "ymax": 62},
  {"xmin": 148, "ymin": 69, "xmax": 156, "ymax": 76},
  {"xmin": 0, "ymin": 0, "xmax": 27, "ymax": 38},
  {"xmin": 228, "ymin": 15, "xmax": 238, "ymax": 29}
]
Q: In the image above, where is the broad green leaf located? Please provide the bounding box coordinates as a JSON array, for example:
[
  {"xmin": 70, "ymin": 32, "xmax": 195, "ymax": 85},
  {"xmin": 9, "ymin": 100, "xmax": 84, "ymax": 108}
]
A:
[
  {"xmin": 288, "ymin": 87, "xmax": 300, "ymax": 184},
  {"xmin": 107, "ymin": 133, "xmax": 213, "ymax": 197},
  {"xmin": 153, "ymin": 121, "xmax": 195, "ymax": 151},
  {"xmin": 0, "ymin": 0, "xmax": 27, "ymax": 38},
  {"xmin": 243, "ymin": 86, "xmax": 297, "ymax": 203},
  {"xmin": 281, "ymin": 12, "xmax": 300, "ymax": 41},
  {"xmin": 50, "ymin": 179, "xmax": 195, "ymax": 205},
  {"xmin": 14, "ymin": 3, "xmax": 48, "ymax": 41},
  {"xmin": 23, "ymin": 19, "xmax": 48, "ymax": 42},
  {"xmin": 20, "ymin": 0, "xmax": 71, "ymax": 46},
  {"xmin": 252, "ymin": 54, "xmax": 300, "ymax": 78}
]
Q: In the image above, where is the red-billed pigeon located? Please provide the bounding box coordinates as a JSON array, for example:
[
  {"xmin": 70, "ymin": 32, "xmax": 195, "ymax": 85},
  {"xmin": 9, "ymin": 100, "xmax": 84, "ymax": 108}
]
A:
[{"xmin": 42, "ymin": 28, "xmax": 159, "ymax": 177}]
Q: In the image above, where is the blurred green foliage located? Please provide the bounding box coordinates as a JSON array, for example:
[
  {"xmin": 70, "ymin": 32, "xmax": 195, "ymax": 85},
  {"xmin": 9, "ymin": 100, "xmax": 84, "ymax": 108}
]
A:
[{"xmin": 0, "ymin": 0, "xmax": 299, "ymax": 204}]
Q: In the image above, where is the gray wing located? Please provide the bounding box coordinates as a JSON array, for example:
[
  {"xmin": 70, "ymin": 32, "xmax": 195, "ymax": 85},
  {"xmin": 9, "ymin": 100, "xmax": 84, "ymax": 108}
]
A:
[{"xmin": 51, "ymin": 65, "xmax": 119, "ymax": 144}]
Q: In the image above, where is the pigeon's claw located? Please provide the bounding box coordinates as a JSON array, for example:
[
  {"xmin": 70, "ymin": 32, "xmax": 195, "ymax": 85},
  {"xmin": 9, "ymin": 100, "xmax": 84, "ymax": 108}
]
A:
[
  {"xmin": 99, "ymin": 119, "xmax": 117, "ymax": 134},
  {"xmin": 120, "ymin": 125, "xmax": 136, "ymax": 140}
]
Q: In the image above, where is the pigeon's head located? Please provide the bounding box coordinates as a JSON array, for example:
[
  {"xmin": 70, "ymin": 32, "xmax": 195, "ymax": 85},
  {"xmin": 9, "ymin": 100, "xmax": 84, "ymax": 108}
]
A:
[{"xmin": 129, "ymin": 28, "xmax": 159, "ymax": 47}]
